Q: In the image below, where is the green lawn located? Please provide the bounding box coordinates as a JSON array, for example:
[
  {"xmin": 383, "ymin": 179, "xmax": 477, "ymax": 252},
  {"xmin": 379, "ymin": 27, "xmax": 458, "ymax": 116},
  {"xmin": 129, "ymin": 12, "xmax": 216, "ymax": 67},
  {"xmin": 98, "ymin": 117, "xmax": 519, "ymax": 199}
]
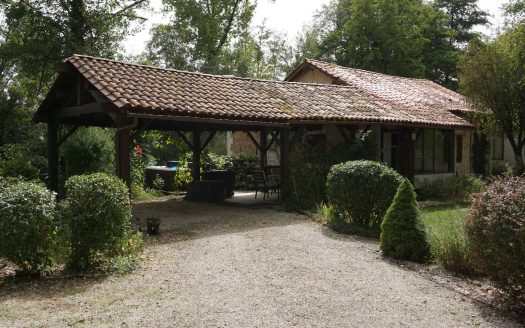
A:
[
  {"xmin": 420, "ymin": 205, "xmax": 474, "ymax": 274},
  {"xmin": 421, "ymin": 204, "xmax": 467, "ymax": 232}
]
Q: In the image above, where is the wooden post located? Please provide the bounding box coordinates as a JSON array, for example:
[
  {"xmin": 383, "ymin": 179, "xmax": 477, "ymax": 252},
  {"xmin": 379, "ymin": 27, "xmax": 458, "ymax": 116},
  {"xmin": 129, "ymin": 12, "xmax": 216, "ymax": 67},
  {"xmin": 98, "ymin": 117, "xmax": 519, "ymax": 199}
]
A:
[
  {"xmin": 192, "ymin": 129, "xmax": 201, "ymax": 182},
  {"xmin": 260, "ymin": 128, "xmax": 268, "ymax": 172},
  {"xmin": 279, "ymin": 127, "xmax": 290, "ymax": 201},
  {"xmin": 47, "ymin": 121, "xmax": 59, "ymax": 192},
  {"xmin": 115, "ymin": 115, "xmax": 132, "ymax": 191}
]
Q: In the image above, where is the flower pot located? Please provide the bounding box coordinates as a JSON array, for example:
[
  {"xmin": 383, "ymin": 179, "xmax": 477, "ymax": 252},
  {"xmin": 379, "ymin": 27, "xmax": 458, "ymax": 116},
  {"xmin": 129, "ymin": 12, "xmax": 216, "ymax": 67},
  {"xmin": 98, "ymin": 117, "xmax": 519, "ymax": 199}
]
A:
[{"xmin": 147, "ymin": 217, "xmax": 161, "ymax": 235}]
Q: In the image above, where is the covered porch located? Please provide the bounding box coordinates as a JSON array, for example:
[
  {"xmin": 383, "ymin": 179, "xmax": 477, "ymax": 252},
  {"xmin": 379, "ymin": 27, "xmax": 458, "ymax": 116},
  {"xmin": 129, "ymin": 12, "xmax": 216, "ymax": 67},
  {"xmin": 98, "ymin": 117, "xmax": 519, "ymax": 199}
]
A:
[{"xmin": 34, "ymin": 55, "xmax": 474, "ymax": 201}]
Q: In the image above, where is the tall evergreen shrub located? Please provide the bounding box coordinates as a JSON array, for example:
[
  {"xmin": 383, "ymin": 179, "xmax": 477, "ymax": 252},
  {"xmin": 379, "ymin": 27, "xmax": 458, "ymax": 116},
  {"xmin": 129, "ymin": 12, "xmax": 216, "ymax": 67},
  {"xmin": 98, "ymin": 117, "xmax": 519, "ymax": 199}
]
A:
[{"xmin": 380, "ymin": 179, "xmax": 430, "ymax": 263}]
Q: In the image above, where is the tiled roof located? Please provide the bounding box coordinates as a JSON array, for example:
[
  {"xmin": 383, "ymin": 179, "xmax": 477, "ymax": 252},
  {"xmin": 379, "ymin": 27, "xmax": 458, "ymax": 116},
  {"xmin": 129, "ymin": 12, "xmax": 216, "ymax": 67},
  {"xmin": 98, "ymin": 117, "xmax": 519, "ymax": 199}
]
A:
[
  {"xmin": 295, "ymin": 59, "xmax": 473, "ymax": 114},
  {"xmin": 62, "ymin": 55, "xmax": 472, "ymax": 128}
]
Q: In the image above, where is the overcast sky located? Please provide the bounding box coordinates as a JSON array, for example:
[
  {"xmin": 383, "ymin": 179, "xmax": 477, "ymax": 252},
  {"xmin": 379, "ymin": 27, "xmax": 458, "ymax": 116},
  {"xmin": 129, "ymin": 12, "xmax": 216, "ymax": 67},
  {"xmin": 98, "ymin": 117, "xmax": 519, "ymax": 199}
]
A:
[{"xmin": 123, "ymin": 0, "xmax": 509, "ymax": 56}]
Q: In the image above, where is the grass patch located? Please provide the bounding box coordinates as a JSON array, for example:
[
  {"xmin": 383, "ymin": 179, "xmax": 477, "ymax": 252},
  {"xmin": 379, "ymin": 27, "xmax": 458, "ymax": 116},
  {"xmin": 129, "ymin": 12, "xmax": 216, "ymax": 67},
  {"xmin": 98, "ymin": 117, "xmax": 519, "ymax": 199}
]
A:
[{"xmin": 421, "ymin": 204, "xmax": 476, "ymax": 274}]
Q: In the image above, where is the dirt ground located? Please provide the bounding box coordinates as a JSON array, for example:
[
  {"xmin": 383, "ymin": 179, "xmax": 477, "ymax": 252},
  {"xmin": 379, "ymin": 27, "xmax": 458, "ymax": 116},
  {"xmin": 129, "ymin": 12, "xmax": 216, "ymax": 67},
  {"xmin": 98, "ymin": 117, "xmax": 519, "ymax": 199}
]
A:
[{"xmin": 0, "ymin": 197, "xmax": 522, "ymax": 327}]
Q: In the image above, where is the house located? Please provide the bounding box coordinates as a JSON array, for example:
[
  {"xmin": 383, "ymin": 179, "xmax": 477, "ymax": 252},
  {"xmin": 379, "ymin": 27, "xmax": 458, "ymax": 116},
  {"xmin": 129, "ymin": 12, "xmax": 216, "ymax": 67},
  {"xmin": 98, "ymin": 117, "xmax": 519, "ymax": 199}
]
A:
[
  {"xmin": 35, "ymin": 55, "xmax": 476, "ymax": 193},
  {"xmin": 229, "ymin": 59, "xmax": 519, "ymax": 183}
]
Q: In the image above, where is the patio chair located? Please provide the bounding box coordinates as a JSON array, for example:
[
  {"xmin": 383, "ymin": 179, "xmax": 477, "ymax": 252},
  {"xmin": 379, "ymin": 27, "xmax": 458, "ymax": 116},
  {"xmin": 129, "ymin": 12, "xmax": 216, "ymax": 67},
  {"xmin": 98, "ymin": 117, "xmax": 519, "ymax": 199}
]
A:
[{"xmin": 253, "ymin": 170, "xmax": 280, "ymax": 200}]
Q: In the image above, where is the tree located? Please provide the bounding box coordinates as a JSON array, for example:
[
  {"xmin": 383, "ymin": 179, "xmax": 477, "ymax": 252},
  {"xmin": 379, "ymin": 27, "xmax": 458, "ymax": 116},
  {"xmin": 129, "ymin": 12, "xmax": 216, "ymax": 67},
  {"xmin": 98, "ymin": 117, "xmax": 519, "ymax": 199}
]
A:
[
  {"xmin": 459, "ymin": 24, "xmax": 525, "ymax": 175},
  {"xmin": 433, "ymin": 0, "xmax": 489, "ymax": 88},
  {"xmin": 434, "ymin": 0, "xmax": 489, "ymax": 45},
  {"xmin": 0, "ymin": 1, "xmax": 147, "ymax": 182},
  {"xmin": 147, "ymin": 0, "xmax": 256, "ymax": 74},
  {"xmin": 380, "ymin": 179, "xmax": 430, "ymax": 263},
  {"xmin": 225, "ymin": 22, "xmax": 293, "ymax": 79},
  {"xmin": 294, "ymin": 0, "xmax": 488, "ymax": 89},
  {"xmin": 320, "ymin": 0, "xmax": 430, "ymax": 77},
  {"xmin": 503, "ymin": 0, "xmax": 525, "ymax": 23}
]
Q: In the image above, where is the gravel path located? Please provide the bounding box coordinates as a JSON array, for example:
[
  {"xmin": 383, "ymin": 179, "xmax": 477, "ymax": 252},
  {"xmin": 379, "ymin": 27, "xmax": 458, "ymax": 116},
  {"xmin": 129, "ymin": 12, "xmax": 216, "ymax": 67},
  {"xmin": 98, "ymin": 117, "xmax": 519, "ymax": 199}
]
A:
[{"xmin": 0, "ymin": 198, "xmax": 521, "ymax": 327}]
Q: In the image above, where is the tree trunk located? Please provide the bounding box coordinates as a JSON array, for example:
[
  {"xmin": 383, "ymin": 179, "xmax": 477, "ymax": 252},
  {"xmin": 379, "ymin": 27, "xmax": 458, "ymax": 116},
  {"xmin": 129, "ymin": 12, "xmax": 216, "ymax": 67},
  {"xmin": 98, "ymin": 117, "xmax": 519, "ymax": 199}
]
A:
[{"xmin": 515, "ymin": 151, "xmax": 524, "ymax": 176}]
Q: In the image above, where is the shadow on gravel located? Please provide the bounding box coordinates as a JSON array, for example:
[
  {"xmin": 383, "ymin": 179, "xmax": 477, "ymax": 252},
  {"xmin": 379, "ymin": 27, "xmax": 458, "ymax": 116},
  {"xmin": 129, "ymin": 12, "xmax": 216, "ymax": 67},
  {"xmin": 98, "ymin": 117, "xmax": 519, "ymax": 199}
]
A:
[
  {"xmin": 143, "ymin": 211, "xmax": 307, "ymax": 246},
  {"xmin": 0, "ymin": 273, "xmax": 108, "ymax": 303}
]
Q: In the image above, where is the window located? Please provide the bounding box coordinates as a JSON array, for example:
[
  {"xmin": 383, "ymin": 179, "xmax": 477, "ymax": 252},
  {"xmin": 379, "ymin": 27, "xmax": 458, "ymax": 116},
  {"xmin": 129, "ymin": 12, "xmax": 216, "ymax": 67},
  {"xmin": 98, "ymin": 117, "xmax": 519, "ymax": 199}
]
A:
[
  {"xmin": 492, "ymin": 132, "xmax": 504, "ymax": 160},
  {"xmin": 456, "ymin": 135, "xmax": 463, "ymax": 163},
  {"xmin": 414, "ymin": 128, "xmax": 454, "ymax": 174}
]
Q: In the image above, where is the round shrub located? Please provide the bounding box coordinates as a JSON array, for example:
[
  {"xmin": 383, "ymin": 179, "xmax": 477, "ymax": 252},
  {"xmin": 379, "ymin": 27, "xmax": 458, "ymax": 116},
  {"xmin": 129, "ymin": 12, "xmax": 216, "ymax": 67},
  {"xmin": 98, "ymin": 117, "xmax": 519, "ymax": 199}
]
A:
[
  {"xmin": 0, "ymin": 180, "xmax": 58, "ymax": 275},
  {"xmin": 65, "ymin": 173, "xmax": 139, "ymax": 271},
  {"xmin": 465, "ymin": 176, "xmax": 525, "ymax": 307},
  {"xmin": 381, "ymin": 179, "xmax": 430, "ymax": 263},
  {"xmin": 62, "ymin": 127, "xmax": 114, "ymax": 179},
  {"xmin": 326, "ymin": 160, "xmax": 403, "ymax": 234}
]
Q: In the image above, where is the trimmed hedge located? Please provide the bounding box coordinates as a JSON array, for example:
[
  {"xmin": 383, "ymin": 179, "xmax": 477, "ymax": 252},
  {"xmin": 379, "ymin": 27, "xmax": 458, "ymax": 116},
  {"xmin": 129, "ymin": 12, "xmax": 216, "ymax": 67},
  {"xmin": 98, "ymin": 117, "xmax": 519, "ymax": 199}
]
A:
[
  {"xmin": 381, "ymin": 179, "xmax": 430, "ymax": 263},
  {"xmin": 65, "ymin": 173, "xmax": 142, "ymax": 271},
  {"xmin": 465, "ymin": 176, "xmax": 525, "ymax": 308},
  {"xmin": 326, "ymin": 160, "xmax": 403, "ymax": 234},
  {"xmin": 0, "ymin": 180, "xmax": 58, "ymax": 275}
]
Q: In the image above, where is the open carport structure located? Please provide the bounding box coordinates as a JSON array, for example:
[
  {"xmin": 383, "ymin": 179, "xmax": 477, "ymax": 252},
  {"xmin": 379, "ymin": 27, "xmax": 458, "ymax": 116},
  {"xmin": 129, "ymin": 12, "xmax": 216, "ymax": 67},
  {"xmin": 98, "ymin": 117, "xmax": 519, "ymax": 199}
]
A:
[{"xmin": 34, "ymin": 55, "xmax": 473, "ymax": 196}]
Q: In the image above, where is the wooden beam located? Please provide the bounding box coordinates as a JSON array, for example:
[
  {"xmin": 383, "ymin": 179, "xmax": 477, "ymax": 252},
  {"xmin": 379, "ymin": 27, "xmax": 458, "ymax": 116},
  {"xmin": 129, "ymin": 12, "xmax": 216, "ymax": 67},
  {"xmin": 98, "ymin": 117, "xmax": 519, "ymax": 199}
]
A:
[
  {"xmin": 192, "ymin": 130, "xmax": 202, "ymax": 182},
  {"xmin": 246, "ymin": 131, "xmax": 263, "ymax": 152},
  {"xmin": 115, "ymin": 115, "xmax": 132, "ymax": 192},
  {"xmin": 127, "ymin": 112, "xmax": 288, "ymax": 128},
  {"xmin": 132, "ymin": 119, "xmax": 155, "ymax": 139},
  {"xmin": 176, "ymin": 131, "xmax": 193, "ymax": 150},
  {"xmin": 279, "ymin": 127, "xmax": 290, "ymax": 202},
  {"xmin": 53, "ymin": 102, "xmax": 116, "ymax": 119},
  {"xmin": 47, "ymin": 121, "xmax": 59, "ymax": 193},
  {"xmin": 54, "ymin": 62, "xmax": 74, "ymax": 74},
  {"xmin": 265, "ymin": 130, "xmax": 278, "ymax": 151},
  {"xmin": 200, "ymin": 131, "xmax": 217, "ymax": 153},
  {"xmin": 260, "ymin": 129, "xmax": 268, "ymax": 170},
  {"xmin": 58, "ymin": 124, "xmax": 80, "ymax": 146},
  {"xmin": 337, "ymin": 125, "xmax": 350, "ymax": 141}
]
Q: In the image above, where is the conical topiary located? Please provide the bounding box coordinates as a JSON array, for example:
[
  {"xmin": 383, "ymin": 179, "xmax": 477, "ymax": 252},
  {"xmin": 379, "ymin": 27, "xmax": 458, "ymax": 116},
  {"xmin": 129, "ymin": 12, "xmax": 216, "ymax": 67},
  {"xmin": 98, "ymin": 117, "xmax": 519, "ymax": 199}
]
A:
[{"xmin": 380, "ymin": 178, "xmax": 430, "ymax": 263}]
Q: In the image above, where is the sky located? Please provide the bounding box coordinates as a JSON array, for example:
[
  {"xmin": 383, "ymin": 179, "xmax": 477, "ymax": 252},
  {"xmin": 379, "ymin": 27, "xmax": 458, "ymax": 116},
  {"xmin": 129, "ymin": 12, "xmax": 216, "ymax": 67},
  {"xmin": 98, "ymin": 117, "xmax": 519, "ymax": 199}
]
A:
[{"xmin": 123, "ymin": 0, "xmax": 509, "ymax": 56}]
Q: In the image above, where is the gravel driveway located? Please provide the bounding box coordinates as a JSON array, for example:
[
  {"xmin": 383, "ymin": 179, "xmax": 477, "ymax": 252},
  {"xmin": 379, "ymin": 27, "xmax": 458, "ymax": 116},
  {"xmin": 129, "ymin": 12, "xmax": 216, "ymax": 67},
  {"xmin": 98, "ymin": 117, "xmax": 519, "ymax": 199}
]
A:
[{"xmin": 0, "ymin": 198, "xmax": 521, "ymax": 327}]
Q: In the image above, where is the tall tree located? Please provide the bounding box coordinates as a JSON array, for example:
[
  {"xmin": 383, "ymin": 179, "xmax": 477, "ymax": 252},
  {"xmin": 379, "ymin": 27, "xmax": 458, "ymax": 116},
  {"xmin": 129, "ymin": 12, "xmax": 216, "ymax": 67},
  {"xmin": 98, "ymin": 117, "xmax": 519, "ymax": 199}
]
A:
[
  {"xmin": 433, "ymin": 0, "xmax": 488, "ymax": 88},
  {"xmin": 0, "ymin": 0, "xmax": 147, "ymax": 122},
  {"xmin": 311, "ymin": 0, "xmax": 434, "ymax": 78},
  {"xmin": 294, "ymin": 0, "xmax": 488, "ymax": 90},
  {"xmin": 225, "ymin": 22, "xmax": 293, "ymax": 79},
  {"xmin": 434, "ymin": 0, "xmax": 489, "ymax": 44},
  {"xmin": 147, "ymin": 0, "xmax": 256, "ymax": 74},
  {"xmin": 504, "ymin": 0, "xmax": 525, "ymax": 23},
  {"xmin": 459, "ymin": 24, "xmax": 525, "ymax": 175},
  {"xmin": 0, "ymin": 1, "xmax": 146, "ymax": 179}
]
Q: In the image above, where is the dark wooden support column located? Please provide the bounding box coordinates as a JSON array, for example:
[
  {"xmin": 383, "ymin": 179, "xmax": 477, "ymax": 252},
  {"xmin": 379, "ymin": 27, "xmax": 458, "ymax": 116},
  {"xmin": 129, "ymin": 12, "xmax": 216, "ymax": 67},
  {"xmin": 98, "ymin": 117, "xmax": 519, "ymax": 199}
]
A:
[
  {"xmin": 115, "ymin": 115, "xmax": 132, "ymax": 191},
  {"xmin": 47, "ymin": 121, "xmax": 59, "ymax": 192},
  {"xmin": 260, "ymin": 129, "xmax": 268, "ymax": 171},
  {"xmin": 397, "ymin": 127, "xmax": 415, "ymax": 183},
  {"xmin": 279, "ymin": 127, "xmax": 290, "ymax": 201},
  {"xmin": 192, "ymin": 129, "xmax": 202, "ymax": 182}
]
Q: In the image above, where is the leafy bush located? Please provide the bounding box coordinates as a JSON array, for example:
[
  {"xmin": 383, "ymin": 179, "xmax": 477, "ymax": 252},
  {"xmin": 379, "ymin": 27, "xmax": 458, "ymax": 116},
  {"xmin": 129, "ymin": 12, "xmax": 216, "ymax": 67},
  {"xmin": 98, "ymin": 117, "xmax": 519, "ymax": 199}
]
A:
[
  {"xmin": 65, "ymin": 173, "xmax": 143, "ymax": 271},
  {"xmin": 416, "ymin": 175, "xmax": 484, "ymax": 203},
  {"xmin": 230, "ymin": 153, "xmax": 257, "ymax": 189},
  {"xmin": 491, "ymin": 161, "xmax": 515, "ymax": 177},
  {"xmin": 0, "ymin": 180, "xmax": 58, "ymax": 275},
  {"xmin": 285, "ymin": 131, "xmax": 377, "ymax": 211},
  {"xmin": 422, "ymin": 205, "xmax": 475, "ymax": 274},
  {"xmin": 381, "ymin": 179, "xmax": 430, "ymax": 262},
  {"xmin": 326, "ymin": 160, "xmax": 402, "ymax": 235},
  {"xmin": 465, "ymin": 176, "xmax": 525, "ymax": 307},
  {"xmin": 205, "ymin": 152, "xmax": 233, "ymax": 171},
  {"xmin": 173, "ymin": 155, "xmax": 193, "ymax": 190},
  {"xmin": 62, "ymin": 127, "xmax": 114, "ymax": 178}
]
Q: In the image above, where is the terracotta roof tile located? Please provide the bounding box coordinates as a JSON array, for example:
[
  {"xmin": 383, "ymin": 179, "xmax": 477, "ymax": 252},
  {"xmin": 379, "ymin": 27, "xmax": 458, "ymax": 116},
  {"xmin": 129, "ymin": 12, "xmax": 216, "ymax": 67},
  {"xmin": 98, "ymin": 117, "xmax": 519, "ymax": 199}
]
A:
[
  {"xmin": 65, "ymin": 55, "xmax": 472, "ymax": 128},
  {"xmin": 301, "ymin": 59, "xmax": 474, "ymax": 114}
]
